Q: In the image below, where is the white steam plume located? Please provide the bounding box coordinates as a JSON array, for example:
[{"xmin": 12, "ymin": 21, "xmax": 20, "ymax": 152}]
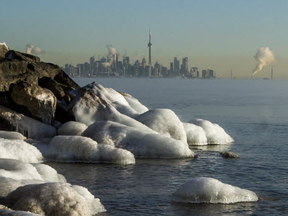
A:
[
  {"xmin": 252, "ymin": 47, "xmax": 275, "ymax": 77},
  {"xmin": 102, "ymin": 45, "xmax": 117, "ymax": 68},
  {"xmin": 26, "ymin": 44, "xmax": 45, "ymax": 55}
]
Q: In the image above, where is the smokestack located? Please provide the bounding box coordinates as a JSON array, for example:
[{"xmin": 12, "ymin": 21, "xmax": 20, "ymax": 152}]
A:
[{"xmin": 271, "ymin": 66, "xmax": 273, "ymax": 80}]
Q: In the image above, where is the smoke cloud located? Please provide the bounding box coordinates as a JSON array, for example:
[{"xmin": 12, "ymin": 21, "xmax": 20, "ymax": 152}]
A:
[
  {"xmin": 252, "ymin": 47, "xmax": 275, "ymax": 77},
  {"xmin": 102, "ymin": 45, "xmax": 117, "ymax": 68},
  {"xmin": 26, "ymin": 44, "xmax": 45, "ymax": 55}
]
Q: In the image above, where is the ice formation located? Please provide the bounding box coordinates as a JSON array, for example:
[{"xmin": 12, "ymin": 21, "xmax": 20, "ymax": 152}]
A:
[
  {"xmin": 0, "ymin": 138, "xmax": 43, "ymax": 163},
  {"xmin": 43, "ymin": 135, "xmax": 135, "ymax": 164},
  {"xmin": 82, "ymin": 121, "xmax": 194, "ymax": 159},
  {"xmin": 183, "ymin": 123, "xmax": 208, "ymax": 145},
  {"xmin": 136, "ymin": 109, "xmax": 187, "ymax": 143},
  {"xmin": 0, "ymin": 159, "xmax": 66, "ymax": 197},
  {"xmin": 189, "ymin": 119, "xmax": 234, "ymax": 144},
  {"xmin": 6, "ymin": 182, "xmax": 106, "ymax": 216},
  {"xmin": 0, "ymin": 131, "xmax": 26, "ymax": 140},
  {"xmin": 172, "ymin": 177, "xmax": 258, "ymax": 204},
  {"xmin": 58, "ymin": 121, "xmax": 88, "ymax": 136},
  {"xmin": 0, "ymin": 42, "xmax": 9, "ymax": 50},
  {"xmin": 0, "ymin": 209, "xmax": 42, "ymax": 216},
  {"xmin": 123, "ymin": 94, "xmax": 149, "ymax": 114}
]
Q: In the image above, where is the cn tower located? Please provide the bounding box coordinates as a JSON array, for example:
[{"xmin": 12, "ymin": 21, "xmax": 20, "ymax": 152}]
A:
[{"xmin": 148, "ymin": 29, "xmax": 152, "ymax": 66}]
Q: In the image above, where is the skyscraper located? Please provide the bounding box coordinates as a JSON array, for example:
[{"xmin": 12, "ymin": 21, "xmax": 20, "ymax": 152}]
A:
[{"xmin": 148, "ymin": 29, "xmax": 152, "ymax": 66}]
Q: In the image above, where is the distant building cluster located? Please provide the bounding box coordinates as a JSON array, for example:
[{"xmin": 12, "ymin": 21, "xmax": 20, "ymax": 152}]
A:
[{"xmin": 62, "ymin": 31, "xmax": 215, "ymax": 79}]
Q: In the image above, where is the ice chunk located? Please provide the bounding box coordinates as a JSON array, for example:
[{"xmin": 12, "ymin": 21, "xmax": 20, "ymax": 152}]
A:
[
  {"xmin": 58, "ymin": 121, "xmax": 87, "ymax": 136},
  {"xmin": 136, "ymin": 109, "xmax": 187, "ymax": 143},
  {"xmin": 0, "ymin": 131, "xmax": 26, "ymax": 140},
  {"xmin": 183, "ymin": 123, "xmax": 207, "ymax": 145},
  {"xmin": 0, "ymin": 209, "xmax": 42, "ymax": 216},
  {"xmin": 123, "ymin": 94, "xmax": 149, "ymax": 114},
  {"xmin": 6, "ymin": 182, "xmax": 106, "ymax": 216},
  {"xmin": 172, "ymin": 177, "xmax": 258, "ymax": 204},
  {"xmin": 189, "ymin": 119, "xmax": 234, "ymax": 144},
  {"xmin": 43, "ymin": 135, "xmax": 135, "ymax": 164},
  {"xmin": 0, "ymin": 138, "xmax": 43, "ymax": 163},
  {"xmin": 82, "ymin": 121, "xmax": 195, "ymax": 159},
  {"xmin": 0, "ymin": 159, "xmax": 66, "ymax": 197}
]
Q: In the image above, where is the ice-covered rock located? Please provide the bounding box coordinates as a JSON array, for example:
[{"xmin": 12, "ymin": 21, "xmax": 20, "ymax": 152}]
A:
[
  {"xmin": 0, "ymin": 131, "xmax": 26, "ymax": 140},
  {"xmin": 43, "ymin": 135, "xmax": 135, "ymax": 164},
  {"xmin": 0, "ymin": 159, "xmax": 66, "ymax": 197},
  {"xmin": 82, "ymin": 121, "xmax": 195, "ymax": 159},
  {"xmin": 0, "ymin": 209, "xmax": 42, "ymax": 216},
  {"xmin": 57, "ymin": 121, "xmax": 87, "ymax": 136},
  {"xmin": 183, "ymin": 123, "xmax": 207, "ymax": 145},
  {"xmin": 189, "ymin": 119, "xmax": 234, "ymax": 144},
  {"xmin": 0, "ymin": 42, "xmax": 9, "ymax": 58},
  {"xmin": 172, "ymin": 177, "xmax": 258, "ymax": 204},
  {"xmin": 0, "ymin": 138, "xmax": 43, "ymax": 163},
  {"xmin": 123, "ymin": 93, "xmax": 149, "ymax": 114},
  {"xmin": 136, "ymin": 109, "xmax": 187, "ymax": 143},
  {"xmin": 6, "ymin": 182, "xmax": 106, "ymax": 216}
]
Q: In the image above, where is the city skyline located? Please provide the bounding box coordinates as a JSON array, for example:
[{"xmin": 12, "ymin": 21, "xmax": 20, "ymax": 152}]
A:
[{"xmin": 1, "ymin": 0, "xmax": 288, "ymax": 78}]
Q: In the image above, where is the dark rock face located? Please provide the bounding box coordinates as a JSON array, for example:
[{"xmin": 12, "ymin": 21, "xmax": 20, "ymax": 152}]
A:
[
  {"xmin": 10, "ymin": 81, "xmax": 57, "ymax": 124},
  {"xmin": 0, "ymin": 49, "xmax": 80, "ymax": 128}
]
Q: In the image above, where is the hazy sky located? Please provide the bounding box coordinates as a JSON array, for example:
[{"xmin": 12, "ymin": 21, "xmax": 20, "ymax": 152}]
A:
[{"xmin": 1, "ymin": 0, "xmax": 288, "ymax": 78}]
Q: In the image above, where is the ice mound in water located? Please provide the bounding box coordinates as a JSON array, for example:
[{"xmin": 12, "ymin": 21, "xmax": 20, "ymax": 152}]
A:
[
  {"xmin": 0, "ymin": 138, "xmax": 43, "ymax": 163},
  {"xmin": 122, "ymin": 93, "xmax": 149, "ymax": 114},
  {"xmin": 172, "ymin": 177, "xmax": 258, "ymax": 204},
  {"xmin": 82, "ymin": 121, "xmax": 194, "ymax": 159},
  {"xmin": 0, "ymin": 159, "xmax": 66, "ymax": 197},
  {"xmin": 183, "ymin": 123, "xmax": 208, "ymax": 145},
  {"xmin": 58, "ymin": 121, "xmax": 88, "ymax": 135},
  {"xmin": 136, "ymin": 109, "xmax": 187, "ymax": 143},
  {"xmin": 6, "ymin": 182, "xmax": 106, "ymax": 216},
  {"xmin": 0, "ymin": 131, "xmax": 26, "ymax": 140},
  {"xmin": 189, "ymin": 119, "xmax": 234, "ymax": 144},
  {"xmin": 44, "ymin": 135, "xmax": 135, "ymax": 164}
]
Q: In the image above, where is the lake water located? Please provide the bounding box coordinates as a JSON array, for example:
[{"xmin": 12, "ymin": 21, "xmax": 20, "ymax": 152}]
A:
[{"xmin": 49, "ymin": 78, "xmax": 288, "ymax": 216}]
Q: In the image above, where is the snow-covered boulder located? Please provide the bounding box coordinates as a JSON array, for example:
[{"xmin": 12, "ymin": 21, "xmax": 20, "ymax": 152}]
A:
[
  {"xmin": 172, "ymin": 177, "xmax": 258, "ymax": 204},
  {"xmin": 43, "ymin": 135, "xmax": 135, "ymax": 164},
  {"xmin": 0, "ymin": 131, "xmax": 26, "ymax": 140},
  {"xmin": 183, "ymin": 123, "xmax": 207, "ymax": 145},
  {"xmin": 0, "ymin": 138, "xmax": 43, "ymax": 163},
  {"xmin": 5, "ymin": 182, "xmax": 106, "ymax": 216},
  {"xmin": 82, "ymin": 121, "xmax": 195, "ymax": 159},
  {"xmin": 189, "ymin": 119, "xmax": 234, "ymax": 144},
  {"xmin": 136, "ymin": 109, "xmax": 187, "ymax": 143},
  {"xmin": 58, "ymin": 121, "xmax": 87, "ymax": 136},
  {"xmin": 0, "ymin": 159, "xmax": 66, "ymax": 197}
]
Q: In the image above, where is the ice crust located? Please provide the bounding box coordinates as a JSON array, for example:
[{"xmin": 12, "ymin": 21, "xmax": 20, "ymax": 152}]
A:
[
  {"xmin": 0, "ymin": 159, "xmax": 66, "ymax": 197},
  {"xmin": 0, "ymin": 138, "xmax": 43, "ymax": 163},
  {"xmin": 190, "ymin": 119, "xmax": 234, "ymax": 144},
  {"xmin": 58, "ymin": 121, "xmax": 87, "ymax": 136},
  {"xmin": 136, "ymin": 109, "xmax": 187, "ymax": 143},
  {"xmin": 82, "ymin": 121, "xmax": 195, "ymax": 159},
  {"xmin": 6, "ymin": 182, "xmax": 106, "ymax": 216},
  {"xmin": 44, "ymin": 135, "xmax": 135, "ymax": 164},
  {"xmin": 0, "ymin": 131, "xmax": 26, "ymax": 140},
  {"xmin": 172, "ymin": 177, "xmax": 258, "ymax": 204}
]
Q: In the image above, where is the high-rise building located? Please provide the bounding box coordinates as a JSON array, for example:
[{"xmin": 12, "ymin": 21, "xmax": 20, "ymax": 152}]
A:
[
  {"xmin": 174, "ymin": 57, "xmax": 180, "ymax": 74},
  {"xmin": 181, "ymin": 57, "xmax": 188, "ymax": 75},
  {"xmin": 148, "ymin": 29, "xmax": 152, "ymax": 66}
]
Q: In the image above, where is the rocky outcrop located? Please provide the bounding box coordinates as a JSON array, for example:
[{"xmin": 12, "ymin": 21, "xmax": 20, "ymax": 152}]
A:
[{"xmin": 0, "ymin": 44, "xmax": 80, "ymax": 135}]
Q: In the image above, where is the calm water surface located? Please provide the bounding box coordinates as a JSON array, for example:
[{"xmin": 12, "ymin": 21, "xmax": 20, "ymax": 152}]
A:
[{"xmin": 48, "ymin": 78, "xmax": 288, "ymax": 216}]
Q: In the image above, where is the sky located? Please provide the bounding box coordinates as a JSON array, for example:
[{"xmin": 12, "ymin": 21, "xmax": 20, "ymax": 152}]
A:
[{"xmin": 1, "ymin": 0, "xmax": 288, "ymax": 78}]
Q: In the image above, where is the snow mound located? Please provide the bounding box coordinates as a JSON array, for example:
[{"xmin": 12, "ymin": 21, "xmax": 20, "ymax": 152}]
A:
[
  {"xmin": 183, "ymin": 123, "xmax": 207, "ymax": 145},
  {"xmin": 136, "ymin": 109, "xmax": 187, "ymax": 143},
  {"xmin": 58, "ymin": 121, "xmax": 87, "ymax": 136},
  {"xmin": 0, "ymin": 138, "xmax": 43, "ymax": 163},
  {"xmin": 44, "ymin": 135, "xmax": 135, "ymax": 164},
  {"xmin": 0, "ymin": 131, "xmax": 26, "ymax": 140},
  {"xmin": 6, "ymin": 182, "xmax": 106, "ymax": 216},
  {"xmin": 82, "ymin": 121, "xmax": 194, "ymax": 159},
  {"xmin": 172, "ymin": 177, "xmax": 258, "ymax": 204},
  {"xmin": 189, "ymin": 119, "xmax": 234, "ymax": 144},
  {"xmin": 0, "ymin": 159, "xmax": 66, "ymax": 197}
]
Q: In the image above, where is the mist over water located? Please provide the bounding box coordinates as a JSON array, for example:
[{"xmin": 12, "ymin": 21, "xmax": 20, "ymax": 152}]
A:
[{"xmin": 51, "ymin": 78, "xmax": 288, "ymax": 216}]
